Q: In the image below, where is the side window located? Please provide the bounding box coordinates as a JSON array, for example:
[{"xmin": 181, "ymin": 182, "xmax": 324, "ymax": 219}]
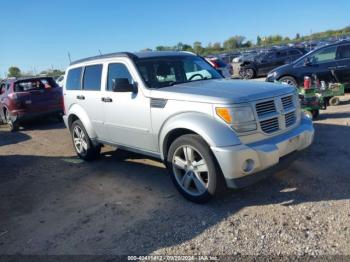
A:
[
  {"xmin": 337, "ymin": 44, "xmax": 350, "ymax": 59},
  {"xmin": 66, "ymin": 67, "xmax": 83, "ymax": 90},
  {"xmin": 83, "ymin": 64, "xmax": 103, "ymax": 91},
  {"xmin": 107, "ymin": 63, "xmax": 133, "ymax": 91},
  {"xmin": 309, "ymin": 46, "xmax": 337, "ymax": 64},
  {"xmin": 276, "ymin": 51, "xmax": 287, "ymax": 58},
  {"xmin": 289, "ymin": 50, "xmax": 301, "ymax": 56}
]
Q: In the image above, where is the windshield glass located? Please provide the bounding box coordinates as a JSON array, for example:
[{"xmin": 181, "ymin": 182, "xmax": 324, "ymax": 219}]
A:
[{"xmin": 135, "ymin": 56, "xmax": 222, "ymax": 89}]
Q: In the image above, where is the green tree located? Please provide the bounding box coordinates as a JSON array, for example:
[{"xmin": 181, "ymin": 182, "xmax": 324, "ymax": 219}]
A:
[
  {"xmin": 256, "ymin": 35, "xmax": 262, "ymax": 46},
  {"xmin": 223, "ymin": 37, "xmax": 238, "ymax": 50},
  {"xmin": 8, "ymin": 67, "xmax": 21, "ymax": 77},
  {"xmin": 193, "ymin": 41, "xmax": 204, "ymax": 54}
]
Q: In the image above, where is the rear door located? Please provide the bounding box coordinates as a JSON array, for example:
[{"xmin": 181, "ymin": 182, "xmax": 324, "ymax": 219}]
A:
[
  {"xmin": 79, "ymin": 64, "xmax": 107, "ymax": 140},
  {"xmin": 335, "ymin": 43, "xmax": 350, "ymax": 85}
]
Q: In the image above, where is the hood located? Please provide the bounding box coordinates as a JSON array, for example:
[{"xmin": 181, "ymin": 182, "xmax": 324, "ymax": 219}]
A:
[
  {"xmin": 269, "ymin": 63, "xmax": 293, "ymax": 76},
  {"xmin": 148, "ymin": 79, "xmax": 295, "ymax": 104}
]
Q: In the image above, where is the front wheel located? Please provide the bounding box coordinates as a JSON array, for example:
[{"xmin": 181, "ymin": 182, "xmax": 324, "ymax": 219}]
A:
[
  {"xmin": 167, "ymin": 134, "xmax": 224, "ymax": 203},
  {"xmin": 279, "ymin": 76, "xmax": 297, "ymax": 87},
  {"xmin": 71, "ymin": 120, "xmax": 101, "ymax": 161},
  {"xmin": 241, "ymin": 68, "xmax": 255, "ymax": 79}
]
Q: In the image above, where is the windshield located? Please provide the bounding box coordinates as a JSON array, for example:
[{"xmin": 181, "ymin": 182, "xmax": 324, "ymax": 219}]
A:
[{"xmin": 135, "ymin": 56, "xmax": 222, "ymax": 89}]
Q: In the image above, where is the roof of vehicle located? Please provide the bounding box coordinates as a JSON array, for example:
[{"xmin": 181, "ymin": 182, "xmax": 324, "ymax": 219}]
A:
[
  {"xmin": 70, "ymin": 51, "xmax": 197, "ymax": 66},
  {"xmin": 6, "ymin": 76, "xmax": 55, "ymax": 83}
]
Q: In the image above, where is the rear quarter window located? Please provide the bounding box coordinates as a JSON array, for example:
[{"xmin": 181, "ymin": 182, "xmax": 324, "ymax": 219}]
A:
[{"xmin": 66, "ymin": 67, "xmax": 83, "ymax": 90}]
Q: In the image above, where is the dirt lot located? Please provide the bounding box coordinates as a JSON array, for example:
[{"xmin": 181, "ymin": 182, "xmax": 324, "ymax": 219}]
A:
[{"xmin": 1, "ymin": 92, "xmax": 350, "ymax": 256}]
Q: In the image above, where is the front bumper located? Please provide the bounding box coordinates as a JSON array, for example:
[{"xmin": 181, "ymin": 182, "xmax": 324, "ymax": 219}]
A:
[{"xmin": 211, "ymin": 117, "xmax": 314, "ymax": 188}]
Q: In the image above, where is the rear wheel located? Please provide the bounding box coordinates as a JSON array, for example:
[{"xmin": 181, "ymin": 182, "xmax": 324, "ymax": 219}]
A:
[
  {"xmin": 279, "ymin": 76, "xmax": 297, "ymax": 87},
  {"xmin": 329, "ymin": 96, "xmax": 340, "ymax": 106},
  {"xmin": 167, "ymin": 134, "xmax": 224, "ymax": 203},
  {"xmin": 71, "ymin": 120, "xmax": 101, "ymax": 161},
  {"xmin": 5, "ymin": 109, "xmax": 19, "ymax": 132}
]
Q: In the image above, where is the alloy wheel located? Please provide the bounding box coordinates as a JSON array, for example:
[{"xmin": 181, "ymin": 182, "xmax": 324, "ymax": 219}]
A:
[
  {"xmin": 172, "ymin": 145, "xmax": 209, "ymax": 196},
  {"xmin": 73, "ymin": 126, "xmax": 88, "ymax": 154}
]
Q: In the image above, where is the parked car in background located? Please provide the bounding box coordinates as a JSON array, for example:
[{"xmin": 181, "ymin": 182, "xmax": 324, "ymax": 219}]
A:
[
  {"xmin": 0, "ymin": 77, "xmax": 63, "ymax": 131},
  {"xmin": 63, "ymin": 51, "xmax": 314, "ymax": 203},
  {"xmin": 204, "ymin": 56, "xmax": 232, "ymax": 78},
  {"xmin": 56, "ymin": 75, "xmax": 65, "ymax": 87},
  {"xmin": 232, "ymin": 50, "xmax": 258, "ymax": 63},
  {"xmin": 266, "ymin": 40, "xmax": 350, "ymax": 87},
  {"xmin": 239, "ymin": 47, "xmax": 307, "ymax": 79}
]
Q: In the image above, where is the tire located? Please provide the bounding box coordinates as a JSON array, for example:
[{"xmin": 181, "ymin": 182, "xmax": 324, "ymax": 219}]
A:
[
  {"xmin": 5, "ymin": 109, "xmax": 19, "ymax": 132},
  {"xmin": 56, "ymin": 113, "xmax": 64, "ymax": 122},
  {"xmin": 242, "ymin": 68, "xmax": 255, "ymax": 79},
  {"xmin": 166, "ymin": 134, "xmax": 225, "ymax": 203},
  {"xmin": 329, "ymin": 96, "xmax": 340, "ymax": 106},
  {"xmin": 312, "ymin": 110, "xmax": 319, "ymax": 120},
  {"xmin": 71, "ymin": 120, "xmax": 101, "ymax": 161},
  {"xmin": 279, "ymin": 76, "xmax": 298, "ymax": 87}
]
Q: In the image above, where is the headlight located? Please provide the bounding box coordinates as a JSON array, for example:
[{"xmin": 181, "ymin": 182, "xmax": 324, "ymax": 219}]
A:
[
  {"xmin": 267, "ymin": 71, "xmax": 277, "ymax": 78},
  {"xmin": 216, "ymin": 106, "xmax": 257, "ymax": 132}
]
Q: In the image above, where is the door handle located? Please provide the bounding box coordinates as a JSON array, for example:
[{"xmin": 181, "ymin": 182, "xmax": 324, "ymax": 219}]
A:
[
  {"xmin": 337, "ymin": 65, "xmax": 347, "ymax": 69},
  {"xmin": 328, "ymin": 66, "xmax": 337, "ymax": 70},
  {"xmin": 101, "ymin": 97, "xmax": 113, "ymax": 103},
  {"xmin": 76, "ymin": 95, "xmax": 85, "ymax": 100}
]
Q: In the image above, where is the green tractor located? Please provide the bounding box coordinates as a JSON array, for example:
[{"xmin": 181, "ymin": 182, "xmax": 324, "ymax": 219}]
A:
[{"xmin": 298, "ymin": 87, "xmax": 325, "ymax": 120}]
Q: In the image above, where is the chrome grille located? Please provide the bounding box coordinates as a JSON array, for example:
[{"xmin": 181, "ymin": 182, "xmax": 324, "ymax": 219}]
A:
[
  {"xmin": 254, "ymin": 94, "xmax": 297, "ymax": 135},
  {"xmin": 282, "ymin": 95, "xmax": 294, "ymax": 110},
  {"xmin": 255, "ymin": 100, "xmax": 276, "ymax": 117},
  {"xmin": 260, "ymin": 117, "xmax": 279, "ymax": 133},
  {"xmin": 285, "ymin": 111, "xmax": 296, "ymax": 127}
]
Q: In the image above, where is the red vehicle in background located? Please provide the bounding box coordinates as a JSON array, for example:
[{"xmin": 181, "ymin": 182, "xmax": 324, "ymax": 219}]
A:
[
  {"xmin": 204, "ymin": 56, "xmax": 233, "ymax": 78},
  {"xmin": 0, "ymin": 77, "xmax": 63, "ymax": 131}
]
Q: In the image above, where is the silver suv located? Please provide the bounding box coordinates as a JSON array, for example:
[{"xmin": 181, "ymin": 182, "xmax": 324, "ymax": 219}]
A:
[{"xmin": 63, "ymin": 51, "xmax": 314, "ymax": 203}]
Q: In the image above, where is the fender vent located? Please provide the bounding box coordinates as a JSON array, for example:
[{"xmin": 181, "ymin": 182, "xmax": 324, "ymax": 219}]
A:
[{"xmin": 150, "ymin": 98, "xmax": 167, "ymax": 108}]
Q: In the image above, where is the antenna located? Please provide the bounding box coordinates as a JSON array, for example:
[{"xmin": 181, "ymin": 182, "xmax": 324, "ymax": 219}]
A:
[
  {"xmin": 98, "ymin": 49, "xmax": 102, "ymax": 55},
  {"xmin": 67, "ymin": 52, "xmax": 72, "ymax": 63}
]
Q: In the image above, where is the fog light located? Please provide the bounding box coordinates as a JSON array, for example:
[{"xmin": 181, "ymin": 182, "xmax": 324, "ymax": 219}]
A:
[{"xmin": 242, "ymin": 159, "xmax": 255, "ymax": 173}]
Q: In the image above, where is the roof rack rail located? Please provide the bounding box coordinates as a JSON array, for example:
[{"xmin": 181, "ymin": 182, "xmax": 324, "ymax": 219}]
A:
[{"xmin": 70, "ymin": 52, "xmax": 137, "ymax": 66}]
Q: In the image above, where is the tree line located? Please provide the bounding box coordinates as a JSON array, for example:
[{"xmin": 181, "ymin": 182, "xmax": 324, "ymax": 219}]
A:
[
  {"xmin": 4, "ymin": 25, "xmax": 350, "ymax": 79},
  {"xmin": 6, "ymin": 67, "xmax": 64, "ymax": 79},
  {"xmin": 142, "ymin": 25, "xmax": 350, "ymax": 56}
]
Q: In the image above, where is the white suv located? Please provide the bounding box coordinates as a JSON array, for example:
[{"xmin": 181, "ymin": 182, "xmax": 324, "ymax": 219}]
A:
[{"xmin": 63, "ymin": 51, "xmax": 314, "ymax": 203}]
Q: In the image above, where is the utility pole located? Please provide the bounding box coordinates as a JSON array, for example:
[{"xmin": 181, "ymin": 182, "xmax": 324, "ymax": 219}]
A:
[{"xmin": 67, "ymin": 52, "xmax": 72, "ymax": 64}]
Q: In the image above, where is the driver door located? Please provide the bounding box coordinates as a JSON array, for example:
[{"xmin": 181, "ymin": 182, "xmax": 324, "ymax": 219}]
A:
[
  {"xmin": 302, "ymin": 45, "xmax": 338, "ymax": 82},
  {"xmin": 102, "ymin": 62, "xmax": 155, "ymax": 152}
]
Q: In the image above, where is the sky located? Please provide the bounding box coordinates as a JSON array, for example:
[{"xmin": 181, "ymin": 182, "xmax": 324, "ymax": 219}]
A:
[{"xmin": 1, "ymin": 0, "xmax": 349, "ymax": 77}]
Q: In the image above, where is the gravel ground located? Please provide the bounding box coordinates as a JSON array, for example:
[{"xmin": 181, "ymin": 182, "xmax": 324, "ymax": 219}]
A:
[{"xmin": 0, "ymin": 92, "xmax": 350, "ymax": 257}]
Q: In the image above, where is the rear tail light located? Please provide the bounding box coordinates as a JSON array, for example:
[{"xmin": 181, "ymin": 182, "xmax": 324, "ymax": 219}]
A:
[
  {"xmin": 61, "ymin": 94, "xmax": 66, "ymax": 115},
  {"xmin": 8, "ymin": 93, "xmax": 18, "ymax": 100},
  {"xmin": 210, "ymin": 60, "xmax": 220, "ymax": 68}
]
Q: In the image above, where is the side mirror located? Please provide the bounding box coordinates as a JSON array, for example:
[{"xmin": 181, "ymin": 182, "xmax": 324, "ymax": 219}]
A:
[
  {"xmin": 304, "ymin": 57, "xmax": 312, "ymax": 66},
  {"xmin": 112, "ymin": 78, "xmax": 137, "ymax": 93}
]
